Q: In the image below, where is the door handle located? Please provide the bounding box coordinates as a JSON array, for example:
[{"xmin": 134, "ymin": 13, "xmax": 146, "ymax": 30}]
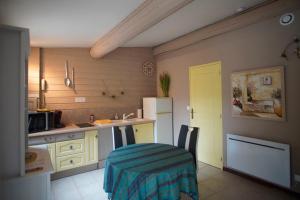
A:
[{"xmin": 191, "ymin": 108, "xmax": 194, "ymax": 119}]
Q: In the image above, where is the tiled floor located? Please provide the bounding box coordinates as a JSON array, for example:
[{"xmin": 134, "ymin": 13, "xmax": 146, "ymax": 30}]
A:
[{"xmin": 51, "ymin": 162, "xmax": 297, "ymax": 200}]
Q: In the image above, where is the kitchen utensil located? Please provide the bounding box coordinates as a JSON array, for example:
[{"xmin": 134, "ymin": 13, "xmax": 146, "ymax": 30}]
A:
[
  {"xmin": 71, "ymin": 67, "xmax": 75, "ymax": 89},
  {"xmin": 89, "ymin": 114, "xmax": 95, "ymax": 123},
  {"xmin": 64, "ymin": 60, "xmax": 72, "ymax": 87}
]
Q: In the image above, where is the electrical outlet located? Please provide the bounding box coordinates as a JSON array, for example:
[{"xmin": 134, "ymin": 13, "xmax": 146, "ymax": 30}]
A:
[{"xmin": 75, "ymin": 97, "xmax": 86, "ymax": 103}]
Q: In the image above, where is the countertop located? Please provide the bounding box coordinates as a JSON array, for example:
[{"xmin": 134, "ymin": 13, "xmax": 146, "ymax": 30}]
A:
[
  {"xmin": 25, "ymin": 147, "xmax": 53, "ymax": 176},
  {"xmin": 28, "ymin": 118, "xmax": 155, "ymax": 138}
]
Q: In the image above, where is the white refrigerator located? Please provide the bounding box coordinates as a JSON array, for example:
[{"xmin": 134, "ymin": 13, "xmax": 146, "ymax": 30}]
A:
[{"xmin": 143, "ymin": 97, "xmax": 173, "ymax": 145}]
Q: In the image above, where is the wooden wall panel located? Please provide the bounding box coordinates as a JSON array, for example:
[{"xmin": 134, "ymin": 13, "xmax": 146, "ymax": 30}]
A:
[
  {"xmin": 29, "ymin": 47, "xmax": 156, "ymax": 123},
  {"xmin": 28, "ymin": 47, "xmax": 40, "ymax": 110}
]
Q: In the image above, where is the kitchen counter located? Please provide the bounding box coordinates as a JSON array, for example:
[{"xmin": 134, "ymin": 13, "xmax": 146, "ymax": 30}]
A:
[
  {"xmin": 25, "ymin": 147, "xmax": 54, "ymax": 176},
  {"xmin": 28, "ymin": 118, "xmax": 155, "ymax": 138}
]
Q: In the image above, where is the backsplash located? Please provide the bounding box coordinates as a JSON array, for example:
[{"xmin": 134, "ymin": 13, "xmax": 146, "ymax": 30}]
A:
[{"xmin": 28, "ymin": 47, "xmax": 156, "ymax": 124}]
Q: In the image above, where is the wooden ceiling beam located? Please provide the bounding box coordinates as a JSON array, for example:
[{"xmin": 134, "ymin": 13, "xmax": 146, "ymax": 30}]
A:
[
  {"xmin": 90, "ymin": 0, "xmax": 193, "ymax": 58},
  {"xmin": 153, "ymin": 0, "xmax": 300, "ymax": 56}
]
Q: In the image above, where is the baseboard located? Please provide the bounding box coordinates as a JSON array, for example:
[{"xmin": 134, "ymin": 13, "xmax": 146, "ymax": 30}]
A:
[
  {"xmin": 98, "ymin": 159, "xmax": 106, "ymax": 168},
  {"xmin": 223, "ymin": 167, "xmax": 300, "ymax": 197},
  {"xmin": 51, "ymin": 163, "xmax": 98, "ymax": 180}
]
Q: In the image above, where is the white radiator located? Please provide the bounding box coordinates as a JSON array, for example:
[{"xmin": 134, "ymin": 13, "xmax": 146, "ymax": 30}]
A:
[{"xmin": 227, "ymin": 134, "xmax": 290, "ymax": 188}]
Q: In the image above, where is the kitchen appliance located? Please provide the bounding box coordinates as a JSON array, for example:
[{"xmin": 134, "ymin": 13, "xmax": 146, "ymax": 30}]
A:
[
  {"xmin": 28, "ymin": 110, "xmax": 64, "ymax": 133},
  {"xmin": 143, "ymin": 97, "xmax": 173, "ymax": 145}
]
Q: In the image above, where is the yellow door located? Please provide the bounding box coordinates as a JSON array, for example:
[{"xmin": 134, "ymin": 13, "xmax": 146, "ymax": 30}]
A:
[
  {"xmin": 85, "ymin": 130, "xmax": 99, "ymax": 165},
  {"xmin": 133, "ymin": 123, "xmax": 154, "ymax": 143},
  {"xmin": 189, "ymin": 61, "xmax": 223, "ymax": 169}
]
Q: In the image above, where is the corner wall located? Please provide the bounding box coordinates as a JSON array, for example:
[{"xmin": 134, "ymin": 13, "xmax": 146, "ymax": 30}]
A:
[{"xmin": 156, "ymin": 9, "xmax": 300, "ymax": 175}]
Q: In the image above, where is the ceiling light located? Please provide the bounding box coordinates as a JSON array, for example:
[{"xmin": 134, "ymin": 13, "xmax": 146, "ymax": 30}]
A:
[{"xmin": 280, "ymin": 13, "xmax": 295, "ymax": 26}]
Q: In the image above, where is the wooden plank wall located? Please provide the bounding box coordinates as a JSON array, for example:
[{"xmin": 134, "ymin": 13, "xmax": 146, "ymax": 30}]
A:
[
  {"xmin": 28, "ymin": 48, "xmax": 40, "ymax": 110},
  {"xmin": 28, "ymin": 47, "xmax": 156, "ymax": 123}
]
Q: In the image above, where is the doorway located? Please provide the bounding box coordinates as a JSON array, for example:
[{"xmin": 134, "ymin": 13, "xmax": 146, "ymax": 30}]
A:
[{"xmin": 189, "ymin": 61, "xmax": 223, "ymax": 169}]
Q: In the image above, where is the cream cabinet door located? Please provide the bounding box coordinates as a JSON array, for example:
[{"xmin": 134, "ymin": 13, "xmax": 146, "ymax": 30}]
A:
[
  {"xmin": 85, "ymin": 130, "xmax": 98, "ymax": 165},
  {"xmin": 133, "ymin": 123, "xmax": 154, "ymax": 143},
  {"xmin": 56, "ymin": 139, "xmax": 85, "ymax": 157},
  {"xmin": 56, "ymin": 153, "xmax": 85, "ymax": 172},
  {"xmin": 47, "ymin": 143, "xmax": 56, "ymax": 171}
]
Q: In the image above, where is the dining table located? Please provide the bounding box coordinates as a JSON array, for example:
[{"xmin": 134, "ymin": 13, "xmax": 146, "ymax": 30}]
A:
[{"xmin": 103, "ymin": 143, "xmax": 199, "ymax": 200}]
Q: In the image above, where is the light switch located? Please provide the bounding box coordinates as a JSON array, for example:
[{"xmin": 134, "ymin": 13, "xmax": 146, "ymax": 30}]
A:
[{"xmin": 75, "ymin": 97, "xmax": 86, "ymax": 103}]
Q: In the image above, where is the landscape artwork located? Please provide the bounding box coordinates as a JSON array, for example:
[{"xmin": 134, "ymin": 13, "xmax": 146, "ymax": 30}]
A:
[{"xmin": 231, "ymin": 66, "xmax": 285, "ymax": 121}]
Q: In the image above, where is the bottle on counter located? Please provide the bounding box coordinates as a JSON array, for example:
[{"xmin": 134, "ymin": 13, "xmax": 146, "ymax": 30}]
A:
[
  {"xmin": 89, "ymin": 114, "xmax": 95, "ymax": 123},
  {"xmin": 137, "ymin": 109, "xmax": 143, "ymax": 119}
]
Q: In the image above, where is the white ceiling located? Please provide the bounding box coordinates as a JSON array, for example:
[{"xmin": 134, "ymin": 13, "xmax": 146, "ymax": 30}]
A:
[
  {"xmin": 0, "ymin": 0, "xmax": 266, "ymax": 48},
  {"xmin": 0, "ymin": 0, "xmax": 144, "ymax": 47},
  {"xmin": 124, "ymin": 0, "xmax": 266, "ymax": 47}
]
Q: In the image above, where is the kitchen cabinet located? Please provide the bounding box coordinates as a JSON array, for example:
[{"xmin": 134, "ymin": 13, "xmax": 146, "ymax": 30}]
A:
[
  {"xmin": 133, "ymin": 123, "xmax": 154, "ymax": 143},
  {"xmin": 56, "ymin": 139, "xmax": 85, "ymax": 157},
  {"xmin": 29, "ymin": 129, "xmax": 99, "ymax": 173},
  {"xmin": 85, "ymin": 130, "xmax": 98, "ymax": 165},
  {"xmin": 47, "ymin": 143, "xmax": 56, "ymax": 171},
  {"xmin": 56, "ymin": 153, "xmax": 85, "ymax": 172}
]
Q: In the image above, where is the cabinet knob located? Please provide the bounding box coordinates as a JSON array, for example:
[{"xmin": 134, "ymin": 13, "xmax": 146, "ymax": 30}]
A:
[
  {"xmin": 95, "ymin": 135, "xmax": 98, "ymax": 139},
  {"xmin": 135, "ymin": 129, "xmax": 138, "ymax": 132},
  {"xmin": 70, "ymin": 145, "xmax": 73, "ymax": 150},
  {"xmin": 70, "ymin": 160, "xmax": 73, "ymax": 164}
]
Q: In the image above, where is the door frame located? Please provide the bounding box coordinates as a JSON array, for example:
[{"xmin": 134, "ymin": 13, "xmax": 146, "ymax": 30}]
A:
[{"xmin": 189, "ymin": 61, "xmax": 223, "ymax": 168}]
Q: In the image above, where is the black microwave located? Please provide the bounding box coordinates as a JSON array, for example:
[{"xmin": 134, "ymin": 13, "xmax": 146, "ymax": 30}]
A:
[{"xmin": 28, "ymin": 110, "xmax": 64, "ymax": 133}]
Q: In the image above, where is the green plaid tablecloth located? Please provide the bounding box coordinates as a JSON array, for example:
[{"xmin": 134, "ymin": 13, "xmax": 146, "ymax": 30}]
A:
[{"xmin": 104, "ymin": 143, "xmax": 199, "ymax": 200}]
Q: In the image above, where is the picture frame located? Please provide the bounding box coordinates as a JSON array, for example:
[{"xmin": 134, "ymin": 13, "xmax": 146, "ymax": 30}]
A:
[{"xmin": 231, "ymin": 66, "xmax": 286, "ymax": 121}]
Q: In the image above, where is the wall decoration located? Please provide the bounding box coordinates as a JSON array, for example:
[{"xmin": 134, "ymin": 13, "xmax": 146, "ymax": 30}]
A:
[
  {"xmin": 231, "ymin": 66, "xmax": 285, "ymax": 121},
  {"xmin": 281, "ymin": 37, "xmax": 299, "ymax": 60},
  {"xmin": 142, "ymin": 61, "xmax": 154, "ymax": 76}
]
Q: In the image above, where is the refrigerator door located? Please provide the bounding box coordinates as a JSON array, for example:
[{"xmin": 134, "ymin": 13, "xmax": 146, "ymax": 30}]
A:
[
  {"xmin": 156, "ymin": 98, "xmax": 172, "ymax": 113},
  {"xmin": 143, "ymin": 98, "xmax": 157, "ymax": 119},
  {"xmin": 155, "ymin": 113, "xmax": 173, "ymax": 145}
]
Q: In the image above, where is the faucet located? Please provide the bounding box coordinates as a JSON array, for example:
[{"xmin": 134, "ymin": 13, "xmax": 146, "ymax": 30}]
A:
[{"xmin": 122, "ymin": 113, "xmax": 134, "ymax": 120}]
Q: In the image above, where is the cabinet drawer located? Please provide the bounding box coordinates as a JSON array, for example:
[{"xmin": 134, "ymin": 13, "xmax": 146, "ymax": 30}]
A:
[
  {"xmin": 55, "ymin": 132, "xmax": 84, "ymax": 142},
  {"xmin": 56, "ymin": 153, "xmax": 85, "ymax": 172},
  {"xmin": 56, "ymin": 139, "xmax": 85, "ymax": 157},
  {"xmin": 28, "ymin": 135, "xmax": 55, "ymax": 145}
]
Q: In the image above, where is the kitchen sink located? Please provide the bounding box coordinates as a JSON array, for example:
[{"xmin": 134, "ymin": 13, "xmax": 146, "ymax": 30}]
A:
[
  {"xmin": 123, "ymin": 118, "xmax": 144, "ymax": 122},
  {"xmin": 75, "ymin": 123, "xmax": 95, "ymax": 128}
]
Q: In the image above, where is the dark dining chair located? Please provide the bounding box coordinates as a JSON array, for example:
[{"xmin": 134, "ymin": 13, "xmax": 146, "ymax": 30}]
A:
[
  {"xmin": 177, "ymin": 125, "xmax": 199, "ymax": 167},
  {"xmin": 112, "ymin": 125, "xmax": 136, "ymax": 149}
]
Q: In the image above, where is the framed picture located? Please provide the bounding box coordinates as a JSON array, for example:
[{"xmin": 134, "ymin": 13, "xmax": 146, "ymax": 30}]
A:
[{"xmin": 231, "ymin": 66, "xmax": 286, "ymax": 121}]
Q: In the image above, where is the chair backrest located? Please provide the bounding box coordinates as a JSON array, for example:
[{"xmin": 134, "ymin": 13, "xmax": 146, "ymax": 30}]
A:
[
  {"xmin": 177, "ymin": 125, "xmax": 199, "ymax": 166},
  {"xmin": 112, "ymin": 125, "xmax": 136, "ymax": 149}
]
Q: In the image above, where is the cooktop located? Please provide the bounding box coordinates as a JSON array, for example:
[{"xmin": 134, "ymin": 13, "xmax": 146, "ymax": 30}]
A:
[{"xmin": 75, "ymin": 123, "xmax": 95, "ymax": 128}]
